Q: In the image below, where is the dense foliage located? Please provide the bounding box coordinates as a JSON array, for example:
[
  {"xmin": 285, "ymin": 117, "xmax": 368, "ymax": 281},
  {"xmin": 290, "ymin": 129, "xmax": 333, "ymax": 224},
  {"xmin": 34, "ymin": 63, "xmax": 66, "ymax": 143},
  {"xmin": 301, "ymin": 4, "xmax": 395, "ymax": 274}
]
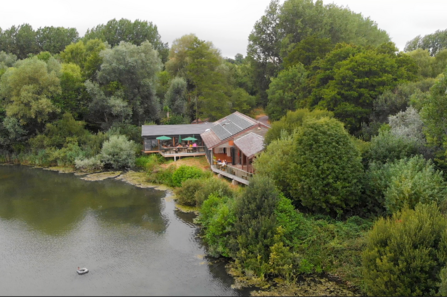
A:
[{"xmin": 362, "ymin": 203, "xmax": 447, "ymax": 296}]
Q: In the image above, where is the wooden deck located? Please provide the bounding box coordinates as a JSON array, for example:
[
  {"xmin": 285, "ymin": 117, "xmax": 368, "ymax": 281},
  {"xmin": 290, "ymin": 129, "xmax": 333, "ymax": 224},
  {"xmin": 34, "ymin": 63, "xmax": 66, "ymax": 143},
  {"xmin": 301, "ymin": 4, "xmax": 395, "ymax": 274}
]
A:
[{"xmin": 211, "ymin": 165, "xmax": 250, "ymax": 185}]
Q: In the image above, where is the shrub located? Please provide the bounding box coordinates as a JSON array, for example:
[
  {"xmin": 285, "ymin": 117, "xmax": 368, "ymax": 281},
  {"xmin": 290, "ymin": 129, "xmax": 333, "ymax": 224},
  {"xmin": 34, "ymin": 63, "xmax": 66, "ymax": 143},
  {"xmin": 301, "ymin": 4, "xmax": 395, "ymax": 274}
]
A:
[
  {"xmin": 364, "ymin": 155, "xmax": 447, "ymax": 214},
  {"xmin": 75, "ymin": 156, "xmax": 103, "ymax": 172},
  {"xmin": 288, "ymin": 117, "xmax": 363, "ymax": 215},
  {"xmin": 362, "ymin": 203, "xmax": 447, "ymax": 296},
  {"xmin": 229, "ymin": 175, "xmax": 280, "ymax": 279},
  {"xmin": 147, "ymin": 165, "xmax": 175, "ymax": 186},
  {"xmin": 384, "ymin": 156, "xmax": 446, "ymax": 213},
  {"xmin": 365, "ymin": 129, "xmax": 419, "ymax": 164},
  {"xmin": 199, "ymin": 194, "xmax": 235, "ymax": 257},
  {"xmin": 100, "ymin": 135, "xmax": 136, "ymax": 169},
  {"xmin": 174, "ymin": 178, "xmax": 205, "ymax": 206},
  {"xmin": 171, "ymin": 165, "xmax": 209, "ymax": 187},
  {"xmin": 194, "ymin": 177, "xmax": 233, "ymax": 206},
  {"xmin": 135, "ymin": 154, "xmax": 165, "ymax": 171}
]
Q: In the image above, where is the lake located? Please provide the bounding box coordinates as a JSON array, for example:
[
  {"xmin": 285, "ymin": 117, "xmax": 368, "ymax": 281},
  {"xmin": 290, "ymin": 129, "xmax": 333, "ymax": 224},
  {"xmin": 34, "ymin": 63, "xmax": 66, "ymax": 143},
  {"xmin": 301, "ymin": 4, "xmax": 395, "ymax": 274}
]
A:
[{"xmin": 0, "ymin": 165, "xmax": 249, "ymax": 296}]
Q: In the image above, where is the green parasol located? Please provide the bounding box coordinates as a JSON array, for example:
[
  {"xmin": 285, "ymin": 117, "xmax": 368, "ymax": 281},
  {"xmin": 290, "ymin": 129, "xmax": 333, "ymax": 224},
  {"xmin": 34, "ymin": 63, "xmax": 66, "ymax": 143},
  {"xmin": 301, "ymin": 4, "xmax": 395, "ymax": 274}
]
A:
[
  {"xmin": 178, "ymin": 135, "xmax": 182, "ymax": 143},
  {"xmin": 183, "ymin": 137, "xmax": 197, "ymax": 141},
  {"xmin": 156, "ymin": 136, "xmax": 171, "ymax": 140}
]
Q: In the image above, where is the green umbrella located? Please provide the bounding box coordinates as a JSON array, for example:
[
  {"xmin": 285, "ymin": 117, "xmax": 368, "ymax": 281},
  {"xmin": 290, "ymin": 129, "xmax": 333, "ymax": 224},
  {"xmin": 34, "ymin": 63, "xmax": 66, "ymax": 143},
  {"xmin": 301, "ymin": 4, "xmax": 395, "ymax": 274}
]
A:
[
  {"xmin": 156, "ymin": 136, "xmax": 171, "ymax": 140},
  {"xmin": 178, "ymin": 135, "xmax": 182, "ymax": 143},
  {"xmin": 183, "ymin": 137, "xmax": 197, "ymax": 141}
]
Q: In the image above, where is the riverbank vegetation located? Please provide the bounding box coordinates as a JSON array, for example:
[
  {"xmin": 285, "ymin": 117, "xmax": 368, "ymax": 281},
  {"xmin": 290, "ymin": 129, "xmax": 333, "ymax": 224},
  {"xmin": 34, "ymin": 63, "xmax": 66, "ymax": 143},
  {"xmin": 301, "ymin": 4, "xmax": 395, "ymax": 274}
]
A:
[{"xmin": 2, "ymin": 0, "xmax": 447, "ymax": 295}]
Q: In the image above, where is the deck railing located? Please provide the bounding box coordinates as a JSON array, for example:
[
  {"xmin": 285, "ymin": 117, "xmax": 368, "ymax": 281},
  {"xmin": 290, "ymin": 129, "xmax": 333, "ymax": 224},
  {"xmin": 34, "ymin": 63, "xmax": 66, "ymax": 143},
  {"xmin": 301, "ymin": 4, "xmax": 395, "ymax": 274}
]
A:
[
  {"xmin": 159, "ymin": 146, "xmax": 206, "ymax": 155},
  {"xmin": 211, "ymin": 164, "xmax": 253, "ymax": 181}
]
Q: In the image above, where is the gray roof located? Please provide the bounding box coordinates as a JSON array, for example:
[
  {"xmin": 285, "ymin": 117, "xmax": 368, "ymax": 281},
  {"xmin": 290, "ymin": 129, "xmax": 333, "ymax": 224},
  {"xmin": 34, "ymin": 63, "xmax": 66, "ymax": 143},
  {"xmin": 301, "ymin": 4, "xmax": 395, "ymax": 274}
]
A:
[
  {"xmin": 210, "ymin": 112, "xmax": 257, "ymax": 141},
  {"xmin": 234, "ymin": 132, "xmax": 265, "ymax": 159},
  {"xmin": 201, "ymin": 111, "xmax": 270, "ymax": 149},
  {"xmin": 141, "ymin": 123, "xmax": 214, "ymax": 137}
]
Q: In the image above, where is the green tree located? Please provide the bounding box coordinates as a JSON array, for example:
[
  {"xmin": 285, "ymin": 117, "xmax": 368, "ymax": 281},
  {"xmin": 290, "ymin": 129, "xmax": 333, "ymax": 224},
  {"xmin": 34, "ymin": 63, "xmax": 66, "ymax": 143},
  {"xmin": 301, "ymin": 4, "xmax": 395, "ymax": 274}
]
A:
[
  {"xmin": 309, "ymin": 43, "xmax": 418, "ymax": 134},
  {"xmin": 0, "ymin": 57, "xmax": 60, "ymax": 127},
  {"xmin": 288, "ymin": 117, "xmax": 363, "ymax": 215},
  {"xmin": 84, "ymin": 19, "xmax": 168, "ymax": 62},
  {"xmin": 186, "ymin": 37, "xmax": 230, "ymax": 120},
  {"xmin": 0, "ymin": 24, "xmax": 39, "ymax": 59},
  {"xmin": 264, "ymin": 108, "xmax": 333, "ymax": 145},
  {"xmin": 362, "ymin": 203, "xmax": 447, "ymax": 296},
  {"xmin": 229, "ymin": 176, "xmax": 280, "ymax": 278},
  {"xmin": 35, "ymin": 26, "xmax": 79, "ymax": 54},
  {"xmin": 60, "ymin": 39, "xmax": 108, "ymax": 80},
  {"xmin": 248, "ymin": 0, "xmax": 390, "ymax": 106},
  {"xmin": 266, "ymin": 63, "xmax": 308, "ymax": 121},
  {"xmin": 164, "ymin": 77, "xmax": 187, "ymax": 116},
  {"xmin": 405, "ymin": 29, "xmax": 447, "ymax": 56},
  {"xmin": 86, "ymin": 41, "xmax": 162, "ymax": 127}
]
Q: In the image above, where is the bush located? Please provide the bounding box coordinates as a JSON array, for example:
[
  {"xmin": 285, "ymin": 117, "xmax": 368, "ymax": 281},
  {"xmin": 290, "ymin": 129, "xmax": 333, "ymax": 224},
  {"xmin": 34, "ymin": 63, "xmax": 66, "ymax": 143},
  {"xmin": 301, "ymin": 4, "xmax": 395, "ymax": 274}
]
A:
[
  {"xmin": 199, "ymin": 194, "xmax": 235, "ymax": 257},
  {"xmin": 362, "ymin": 203, "xmax": 447, "ymax": 296},
  {"xmin": 147, "ymin": 165, "xmax": 175, "ymax": 186},
  {"xmin": 100, "ymin": 135, "xmax": 136, "ymax": 169},
  {"xmin": 288, "ymin": 117, "xmax": 363, "ymax": 215},
  {"xmin": 171, "ymin": 165, "xmax": 209, "ymax": 187},
  {"xmin": 75, "ymin": 156, "xmax": 103, "ymax": 172},
  {"xmin": 194, "ymin": 177, "xmax": 233, "ymax": 206},
  {"xmin": 364, "ymin": 155, "xmax": 447, "ymax": 214},
  {"xmin": 384, "ymin": 156, "xmax": 446, "ymax": 213},
  {"xmin": 135, "ymin": 154, "xmax": 165, "ymax": 171},
  {"xmin": 364, "ymin": 130, "xmax": 419, "ymax": 164},
  {"xmin": 174, "ymin": 178, "xmax": 205, "ymax": 206}
]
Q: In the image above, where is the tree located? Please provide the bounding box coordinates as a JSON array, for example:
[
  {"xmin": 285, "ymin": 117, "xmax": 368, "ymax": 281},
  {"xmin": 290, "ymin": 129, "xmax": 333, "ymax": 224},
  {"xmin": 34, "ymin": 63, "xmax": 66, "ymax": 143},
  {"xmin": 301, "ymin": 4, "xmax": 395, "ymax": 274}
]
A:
[
  {"xmin": 229, "ymin": 176, "xmax": 280, "ymax": 278},
  {"xmin": 165, "ymin": 34, "xmax": 198, "ymax": 78},
  {"xmin": 264, "ymin": 108, "xmax": 333, "ymax": 145},
  {"xmin": 405, "ymin": 29, "xmax": 447, "ymax": 56},
  {"xmin": 83, "ymin": 19, "xmax": 168, "ymax": 62},
  {"xmin": 0, "ymin": 24, "xmax": 39, "ymax": 59},
  {"xmin": 247, "ymin": 0, "xmax": 390, "ymax": 106},
  {"xmin": 60, "ymin": 39, "xmax": 108, "ymax": 80},
  {"xmin": 85, "ymin": 41, "xmax": 162, "ymax": 128},
  {"xmin": 0, "ymin": 51, "xmax": 17, "ymax": 77},
  {"xmin": 35, "ymin": 26, "xmax": 79, "ymax": 54},
  {"xmin": 288, "ymin": 117, "xmax": 363, "ymax": 215},
  {"xmin": 0, "ymin": 57, "xmax": 60, "ymax": 127},
  {"xmin": 229, "ymin": 88, "xmax": 255, "ymax": 114},
  {"xmin": 186, "ymin": 37, "xmax": 230, "ymax": 120},
  {"xmin": 52, "ymin": 63, "xmax": 88, "ymax": 118},
  {"xmin": 362, "ymin": 203, "xmax": 447, "ymax": 296},
  {"xmin": 266, "ymin": 63, "xmax": 308, "ymax": 121},
  {"xmin": 309, "ymin": 43, "xmax": 418, "ymax": 134},
  {"xmin": 164, "ymin": 77, "xmax": 187, "ymax": 116}
]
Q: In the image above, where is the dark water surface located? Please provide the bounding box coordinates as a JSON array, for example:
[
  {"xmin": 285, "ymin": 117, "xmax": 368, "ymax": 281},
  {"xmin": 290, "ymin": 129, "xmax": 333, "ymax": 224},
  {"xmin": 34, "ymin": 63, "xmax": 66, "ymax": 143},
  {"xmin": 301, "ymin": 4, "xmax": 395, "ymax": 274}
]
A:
[{"xmin": 0, "ymin": 165, "xmax": 249, "ymax": 296}]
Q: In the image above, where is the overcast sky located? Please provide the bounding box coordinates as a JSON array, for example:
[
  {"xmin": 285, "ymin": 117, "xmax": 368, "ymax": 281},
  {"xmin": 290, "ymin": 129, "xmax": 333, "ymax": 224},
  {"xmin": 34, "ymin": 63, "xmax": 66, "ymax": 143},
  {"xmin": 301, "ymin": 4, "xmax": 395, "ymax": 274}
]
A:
[{"xmin": 1, "ymin": 0, "xmax": 446, "ymax": 58}]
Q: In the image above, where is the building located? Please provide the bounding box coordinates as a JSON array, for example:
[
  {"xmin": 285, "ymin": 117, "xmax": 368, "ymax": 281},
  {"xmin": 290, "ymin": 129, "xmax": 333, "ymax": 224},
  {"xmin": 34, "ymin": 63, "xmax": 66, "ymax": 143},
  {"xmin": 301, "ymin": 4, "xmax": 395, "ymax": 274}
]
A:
[
  {"xmin": 201, "ymin": 112, "xmax": 270, "ymax": 185},
  {"xmin": 141, "ymin": 111, "xmax": 270, "ymax": 185},
  {"xmin": 141, "ymin": 122, "xmax": 214, "ymax": 160}
]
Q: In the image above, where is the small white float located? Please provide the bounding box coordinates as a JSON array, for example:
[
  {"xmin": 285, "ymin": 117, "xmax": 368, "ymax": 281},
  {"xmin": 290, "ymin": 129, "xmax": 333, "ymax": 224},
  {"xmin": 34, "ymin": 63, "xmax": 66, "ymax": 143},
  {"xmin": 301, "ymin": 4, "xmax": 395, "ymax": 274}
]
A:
[{"xmin": 77, "ymin": 267, "xmax": 89, "ymax": 275}]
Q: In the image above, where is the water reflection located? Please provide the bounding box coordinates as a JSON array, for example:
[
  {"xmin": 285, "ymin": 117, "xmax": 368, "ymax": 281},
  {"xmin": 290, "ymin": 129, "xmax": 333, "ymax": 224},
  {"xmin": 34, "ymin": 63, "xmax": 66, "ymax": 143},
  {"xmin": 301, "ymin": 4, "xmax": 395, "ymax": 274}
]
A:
[
  {"xmin": 0, "ymin": 166, "xmax": 167, "ymax": 234},
  {"xmin": 0, "ymin": 165, "xmax": 247, "ymax": 296}
]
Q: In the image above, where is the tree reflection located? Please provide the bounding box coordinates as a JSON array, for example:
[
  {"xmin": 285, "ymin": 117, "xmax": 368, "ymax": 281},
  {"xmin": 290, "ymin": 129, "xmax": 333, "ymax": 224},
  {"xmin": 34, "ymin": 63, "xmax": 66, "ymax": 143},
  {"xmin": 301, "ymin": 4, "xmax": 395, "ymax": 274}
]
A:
[{"xmin": 0, "ymin": 166, "xmax": 168, "ymax": 234}]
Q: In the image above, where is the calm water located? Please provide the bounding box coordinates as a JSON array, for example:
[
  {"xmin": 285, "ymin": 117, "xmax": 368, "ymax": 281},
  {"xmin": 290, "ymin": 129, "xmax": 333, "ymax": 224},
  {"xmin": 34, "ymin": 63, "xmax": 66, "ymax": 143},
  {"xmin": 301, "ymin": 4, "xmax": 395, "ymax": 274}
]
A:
[{"xmin": 0, "ymin": 165, "xmax": 249, "ymax": 296}]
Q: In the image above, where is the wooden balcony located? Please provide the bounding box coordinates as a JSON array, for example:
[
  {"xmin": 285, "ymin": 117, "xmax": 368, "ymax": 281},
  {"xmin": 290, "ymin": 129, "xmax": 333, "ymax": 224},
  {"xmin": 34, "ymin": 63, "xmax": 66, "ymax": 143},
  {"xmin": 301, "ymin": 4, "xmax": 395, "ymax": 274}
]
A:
[{"xmin": 210, "ymin": 164, "xmax": 252, "ymax": 185}]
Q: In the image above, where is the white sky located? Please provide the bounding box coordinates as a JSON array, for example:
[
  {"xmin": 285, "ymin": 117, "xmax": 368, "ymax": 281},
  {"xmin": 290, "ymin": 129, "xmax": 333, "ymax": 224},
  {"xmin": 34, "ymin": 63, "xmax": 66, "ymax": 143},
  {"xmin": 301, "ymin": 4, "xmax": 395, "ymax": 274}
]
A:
[{"xmin": 0, "ymin": 0, "xmax": 446, "ymax": 58}]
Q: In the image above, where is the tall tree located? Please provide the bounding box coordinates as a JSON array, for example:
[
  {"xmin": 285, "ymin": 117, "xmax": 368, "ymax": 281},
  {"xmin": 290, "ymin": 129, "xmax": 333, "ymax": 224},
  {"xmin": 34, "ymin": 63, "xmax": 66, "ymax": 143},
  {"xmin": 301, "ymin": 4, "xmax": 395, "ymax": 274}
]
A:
[
  {"xmin": 308, "ymin": 43, "xmax": 417, "ymax": 134},
  {"xmin": 85, "ymin": 41, "xmax": 162, "ymax": 128},
  {"xmin": 0, "ymin": 57, "xmax": 61, "ymax": 127},
  {"xmin": 83, "ymin": 19, "xmax": 168, "ymax": 62},
  {"xmin": 405, "ymin": 29, "xmax": 447, "ymax": 56},
  {"xmin": 247, "ymin": 0, "xmax": 390, "ymax": 106}
]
